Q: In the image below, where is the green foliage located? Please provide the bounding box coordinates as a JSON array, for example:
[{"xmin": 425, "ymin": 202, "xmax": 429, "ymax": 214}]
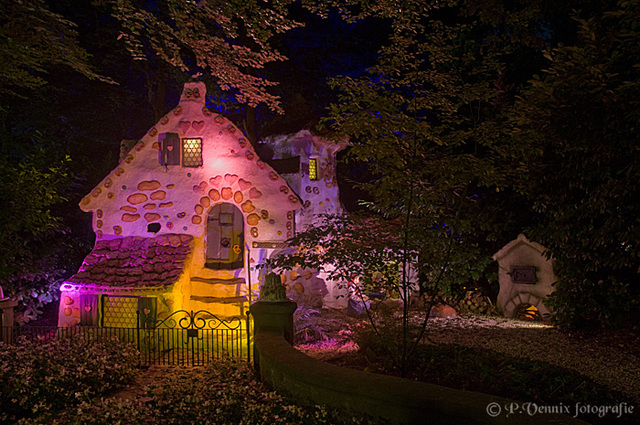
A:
[
  {"xmin": 19, "ymin": 359, "xmax": 384, "ymax": 425},
  {"xmin": 266, "ymin": 214, "xmax": 405, "ymax": 293},
  {"xmin": 0, "ymin": 334, "xmax": 139, "ymax": 423},
  {"xmin": 508, "ymin": 0, "xmax": 640, "ymax": 327},
  {"xmin": 260, "ymin": 272, "xmax": 287, "ymax": 300},
  {"xmin": 111, "ymin": 0, "xmax": 303, "ymax": 113},
  {"xmin": 0, "ymin": 148, "xmax": 77, "ymax": 323},
  {"xmin": 0, "ymin": 0, "xmax": 110, "ymax": 96}
]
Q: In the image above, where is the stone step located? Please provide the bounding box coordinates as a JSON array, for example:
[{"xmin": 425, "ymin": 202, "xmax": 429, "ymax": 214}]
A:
[
  {"xmin": 190, "ymin": 276, "xmax": 246, "ymax": 298},
  {"xmin": 191, "ymin": 276, "xmax": 245, "ymax": 285},
  {"xmin": 190, "ymin": 295, "xmax": 247, "ymax": 304},
  {"xmin": 189, "ymin": 298, "xmax": 247, "ymax": 318},
  {"xmin": 194, "ymin": 268, "xmax": 239, "ymax": 280}
]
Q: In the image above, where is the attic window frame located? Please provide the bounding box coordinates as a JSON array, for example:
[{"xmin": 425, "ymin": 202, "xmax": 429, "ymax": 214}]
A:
[
  {"xmin": 182, "ymin": 138, "xmax": 203, "ymax": 167},
  {"xmin": 309, "ymin": 158, "xmax": 318, "ymax": 180}
]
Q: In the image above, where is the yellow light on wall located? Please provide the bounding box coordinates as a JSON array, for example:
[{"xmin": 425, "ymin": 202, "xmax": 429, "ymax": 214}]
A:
[
  {"xmin": 182, "ymin": 138, "xmax": 202, "ymax": 167},
  {"xmin": 309, "ymin": 158, "xmax": 318, "ymax": 180}
]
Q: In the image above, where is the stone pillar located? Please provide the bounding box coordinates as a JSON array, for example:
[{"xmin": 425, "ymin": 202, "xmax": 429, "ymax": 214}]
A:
[
  {"xmin": 0, "ymin": 299, "xmax": 18, "ymax": 344},
  {"xmin": 249, "ymin": 300, "xmax": 297, "ymax": 344},
  {"xmin": 249, "ymin": 300, "xmax": 297, "ymax": 373}
]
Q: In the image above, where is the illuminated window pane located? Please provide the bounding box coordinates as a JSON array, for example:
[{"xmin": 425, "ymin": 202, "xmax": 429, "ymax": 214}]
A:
[
  {"xmin": 309, "ymin": 158, "xmax": 318, "ymax": 180},
  {"xmin": 182, "ymin": 138, "xmax": 202, "ymax": 167}
]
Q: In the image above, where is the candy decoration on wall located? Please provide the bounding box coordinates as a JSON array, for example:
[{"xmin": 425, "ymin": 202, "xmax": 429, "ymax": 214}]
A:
[
  {"xmin": 221, "ymin": 187, "xmax": 233, "ymax": 200},
  {"xmin": 249, "ymin": 188, "xmax": 262, "ymax": 199},
  {"xmin": 193, "ymin": 181, "xmax": 207, "ymax": 194},
  {"xmin": 192, "ymin": 121, "xmax": 205, "ymax": 133},
  {"xmin": 241, "ymin": 201, "xmax": 255, "ymax": 213},
  {"xmin": 150, "ymin": 190, "xmax": 166, "ymax": 200},
  {"xmin": 247, "ymin": 214, "xmax": 260, "ymax": 225},
  {"xmin": 138, "ymin": 180, "xmax": 161, "ymax": 191},
  {"xmin": 238, "ymin": 179, "xmax": 252, "ymax": 191},
  {"xmin": 127, "ymin": 193, "xmax": 148, "ymax": 205},
  {"xmin": 224, "ymin": 174, "xmax": 238, "ymax": 185},
  {"xmin": 179, "ymin": 121, "xmax": 191, "ymax": 133},
  {"xmin": 145, "ymin": 213, "xmax": 161, "ymax": 222}
]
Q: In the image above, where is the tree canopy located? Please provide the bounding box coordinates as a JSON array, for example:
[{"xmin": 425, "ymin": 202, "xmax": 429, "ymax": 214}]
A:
[{"xmin": 1, "ymin": 0, "xmax": 639, "ymax": 328}]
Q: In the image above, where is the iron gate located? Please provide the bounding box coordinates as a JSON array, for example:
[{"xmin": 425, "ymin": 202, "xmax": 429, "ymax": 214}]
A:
[
  {"xmin": 138, "ymin": 309, "xmax": 251, "ymax": 366},
  {"xmin": 2, "ymin": 310, "xmax": 252, "ymax": 367}
]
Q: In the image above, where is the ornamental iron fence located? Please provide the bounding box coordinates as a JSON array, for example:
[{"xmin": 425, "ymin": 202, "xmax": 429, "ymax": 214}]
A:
[{"xmin": 1, "ymin": 309, "xmax": 252, "ymax": 366}]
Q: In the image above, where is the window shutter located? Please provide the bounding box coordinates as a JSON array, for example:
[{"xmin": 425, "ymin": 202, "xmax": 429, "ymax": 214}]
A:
[
  {"xmin": 79, "ymin": 294, "xmax": 98, "ymax": 326},
  {"xmin": 138, "ymin": 297, "xmax": 157, "ymax": 329},
  {"xmin": 160, "ymin": 133, "xmax": 180, "ymax": 165}
]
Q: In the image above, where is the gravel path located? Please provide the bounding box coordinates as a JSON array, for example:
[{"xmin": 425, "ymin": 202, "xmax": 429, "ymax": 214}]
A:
[
  {"xmin": 298, "ymin": 310, "xmax": 640, "ymax": 404},
  {"xmin": 422, "ymin": 316, "xmax": 640, "ymax": 404}
]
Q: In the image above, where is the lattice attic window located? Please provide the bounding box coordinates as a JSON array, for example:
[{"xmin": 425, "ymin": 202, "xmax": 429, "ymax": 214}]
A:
[{"xmin": 182, "ymin": 138, "xmax": 202, "ymax": 167}]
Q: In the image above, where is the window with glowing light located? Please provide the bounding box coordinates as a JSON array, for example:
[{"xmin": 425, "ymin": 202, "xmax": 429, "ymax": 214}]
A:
[
  {"xmin": 182, "ymin": 138, "xmax": 202, "ymax": 167},
  {"xmin": 309, "ymin": 158, "xmax": 318, "ymax": 180}
]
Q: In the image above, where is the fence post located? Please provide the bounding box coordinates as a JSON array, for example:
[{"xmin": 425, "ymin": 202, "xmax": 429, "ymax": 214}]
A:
[
  {"xmin": 246, "ymin": 311, "xmax": 251, "ymax": 363},
  {"xmin": 136, "ymin": 310, "xmax": 141, "ymax": 365},
  {"xmin": 248, "ymin": 300, "xmax": 297, "ymax": 372}
]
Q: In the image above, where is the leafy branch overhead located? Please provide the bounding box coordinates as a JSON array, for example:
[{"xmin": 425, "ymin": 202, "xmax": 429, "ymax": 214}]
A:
[
  {"xmin": 0, "ymin": 0, "xmax": 112, "ymax": 96},
  {"xmin": 112, "ymin": 0, "xmax": 303, "ymax": 113}
]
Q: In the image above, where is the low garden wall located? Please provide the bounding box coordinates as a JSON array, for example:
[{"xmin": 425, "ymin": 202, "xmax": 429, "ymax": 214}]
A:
[{"xmin": 250, "ymin": 300, "xmax": 589, "ymax": 425}]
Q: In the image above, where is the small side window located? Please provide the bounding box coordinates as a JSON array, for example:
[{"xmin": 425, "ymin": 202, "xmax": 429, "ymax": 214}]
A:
[{"xmin": 309, "ymin": 158, "xmax": 318, "ymax": 180}]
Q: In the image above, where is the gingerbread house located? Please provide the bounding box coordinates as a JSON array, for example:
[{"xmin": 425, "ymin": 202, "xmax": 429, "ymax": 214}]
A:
[{"xmin": 58, "ymin": 82, "xmax": 346, "ymax": 327}]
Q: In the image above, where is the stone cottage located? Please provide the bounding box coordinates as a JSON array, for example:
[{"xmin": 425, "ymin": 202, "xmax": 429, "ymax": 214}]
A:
[
  {"xmin": 58, "ymin": 82, "xmax": 346, "ymax": 327},
  {"xmin": 493, "ymin": 234, "xmax": 556, "ymax": 320}
]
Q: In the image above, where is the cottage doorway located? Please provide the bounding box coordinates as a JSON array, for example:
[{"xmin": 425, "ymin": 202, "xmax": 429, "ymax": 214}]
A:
[{"xmin": 206, "ymin": 203, "xmax": 244, "ymax": 269}]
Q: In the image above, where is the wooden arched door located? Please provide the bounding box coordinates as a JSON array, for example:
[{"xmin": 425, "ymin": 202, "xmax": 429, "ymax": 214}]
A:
[{"xmin": 206, "ymin": 203, "xmax": 244, "ymax": 269}]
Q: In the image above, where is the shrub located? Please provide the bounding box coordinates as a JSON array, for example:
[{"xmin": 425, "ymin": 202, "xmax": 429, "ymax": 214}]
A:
[
  {"xmin": 0, "ymin": 333, "xmax": 139, "ymax": 423},
  {"xmin": 19, "ymin": 360, "xmax": 384, "ymax": 425}
]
